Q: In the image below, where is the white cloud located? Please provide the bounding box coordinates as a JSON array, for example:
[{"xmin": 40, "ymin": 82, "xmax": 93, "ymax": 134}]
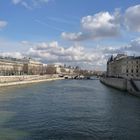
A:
[
  {"xmin": 3, "ymin": 38, "xmax": 140, "ymax": 70},
  {"xmin": 0, "ymin": 38, "xmax": 22, "ymax": 52},
  {"xmin": 12, "ymin": 0, "xmax": 22, "ymax": 4},
  {"xmin": 62, "ymin": 10, "xmax": 121, "ymax": 41},
  {"xmin": 11, "ymin": 0, "xmax": 50, "ymax": 9},
  {"xmin": 21, "ymin": 40, "xmax": 107, "ymax": 69},
  {"xmin": 21, "ymin": 1, "xmax": 32, "ymax": 10},
  {"xmin": 2, "ymin": 4, "xmax": 140, "ymax": 70},
  {"xmin": 125, "ymin": 4, "xmax": 140, "ymax": 32},
  {"xmin": 0, "ymin": 39, "xmax": 118, "ymax": 70},
  {"xmin": 125, "ymin": 38, "xmax": 140, "ymax": 55},
  {"xmin": 0, "ymin": 20, "xmax": 8, "ymax": 29},
  {"xmin": 101, "ymin": 37, "xmax": 140, "ymax": 56},
  {"xmin": 61, "ymin": 4, "xmax": 140, "ymax": 41},
  {"xmin": 81, "ymin": 11, "xmax": 121, "ymax": 39},
  {"xmin": 61, "ymin": 32, "xmax": 89, "ymax": 41},
  {"xmin": 0, "ymin": 52, "xmax": 23, "ymax": 59},
  {"xmin": 82, "ymin": 11, "xmax": 120, "ymax": 31},
  {"xmin": 1, "ymin": 38, "xmax": 139, "ymax": 70}
]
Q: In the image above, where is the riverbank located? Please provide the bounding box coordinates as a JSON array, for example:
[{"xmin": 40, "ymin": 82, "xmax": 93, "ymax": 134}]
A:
[
  {"xmin": 0, "ymin": 75, "xmax": 64, "ymax": 87},
  {"xmin": 100, "ymin": 77, "xmax": 140, "ymax": 97}
]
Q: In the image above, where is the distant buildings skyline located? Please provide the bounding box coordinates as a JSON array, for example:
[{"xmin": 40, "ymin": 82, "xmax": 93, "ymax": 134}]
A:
[{"xmin": 0, "ymin": 1, "xmax": 140, "ymax": 70}]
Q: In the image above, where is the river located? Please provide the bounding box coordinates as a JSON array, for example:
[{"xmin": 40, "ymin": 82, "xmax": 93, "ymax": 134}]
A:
[{"xmin": 0, "ymin": 79, "xmax": 140, "ymax": 140}]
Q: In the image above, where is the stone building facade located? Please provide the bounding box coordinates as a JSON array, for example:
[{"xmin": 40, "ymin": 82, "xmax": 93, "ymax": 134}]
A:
[
  {"xmin": 0, "ymin": 57, "xmax": 43, "ymax": 76},
  {"xmin": 107, "ymin": 54, "xmax": 140, "ymax": 79},
  {"xmin": 23, "ymin": 59, "xmax": 43, "ymax": 75}
]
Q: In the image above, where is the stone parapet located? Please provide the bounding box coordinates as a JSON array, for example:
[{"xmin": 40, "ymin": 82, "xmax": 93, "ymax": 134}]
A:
[{"xmin": 0, "ymin": 74, "xmax": 62, "ymax": 87}]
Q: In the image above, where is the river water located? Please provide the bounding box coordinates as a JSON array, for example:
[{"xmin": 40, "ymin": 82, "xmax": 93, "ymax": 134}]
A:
[{"xmin": 0, "ymin": 79, "xmax": 140, "ymax": 140}]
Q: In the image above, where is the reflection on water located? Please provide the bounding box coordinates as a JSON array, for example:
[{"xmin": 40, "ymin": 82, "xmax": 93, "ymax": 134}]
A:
[
  {"xmin": 0, "ymin": 111, "xmax": 16, "ymax": 125},
  {"xmin": 0, "ymin": 87, "xmax": 30, "ymax": 140},
  {"xmin": 0, "ymin": 80, "xmax": 140, "ymax": 140},
  {"xmin": 0, "ymin": 128, "xmax": 27, "ymax": 140},
  {"xmin": 0, "ymin": 111, "xmax": 28, "ymax": 139}
]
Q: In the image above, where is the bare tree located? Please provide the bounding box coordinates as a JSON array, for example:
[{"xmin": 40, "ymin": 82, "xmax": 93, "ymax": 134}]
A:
[{"xmin": 45, "ymin": 65, "xmax": 56, "ymax": 74}]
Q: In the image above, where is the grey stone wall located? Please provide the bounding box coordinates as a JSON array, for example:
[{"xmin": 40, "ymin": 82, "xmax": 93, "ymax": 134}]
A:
[
  {"xmin": 0, "ymin": 75, "xmax": 58, "ymax": 83},
  {"xmin": 134, "ymin": 80, "xmax": 140, "ymax": 91},
  {"xmin": 100, "ymin": 77, "xmax": 140, "ymax": 97},
  {"xmin": 100, "ymin": 77, "xmax": 127, "ymax": 90}
]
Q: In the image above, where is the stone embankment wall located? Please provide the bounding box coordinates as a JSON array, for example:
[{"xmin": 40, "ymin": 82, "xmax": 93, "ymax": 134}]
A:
[
  {"xmin": 100, "ymin": 77, "xmax": 127, "ymax": 90},
  {"xmin": 127, "ymin": 80, "xmax": 140, "ymax": 97},
  {"xmin": 0, "ymin": 75, "xmax": 57, "ymax": 83},
  {"xmin": 100, "ymin": 77, "xmax": 140, "ymax": 97},
  {"xmin": 0, "ymin": 74, "xmax": 63, "ymax": 87},
  {"xmin": 134, "ymin": 80, "xmax": 140, "ymax": 91}
]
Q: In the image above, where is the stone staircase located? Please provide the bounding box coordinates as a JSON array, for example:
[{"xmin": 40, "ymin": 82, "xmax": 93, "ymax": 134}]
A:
[{"xmin": 130, "ymin": 79, "xmax": 139, "ymax": 92}]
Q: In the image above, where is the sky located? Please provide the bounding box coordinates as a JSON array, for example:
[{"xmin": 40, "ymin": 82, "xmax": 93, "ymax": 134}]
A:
[{"xmin": 0, "ymin": 0, "xmax": 140, "ymax": 70}]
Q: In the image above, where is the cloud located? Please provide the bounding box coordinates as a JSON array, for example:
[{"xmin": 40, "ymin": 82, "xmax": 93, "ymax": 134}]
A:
[
  {"xmin": 11, "ymin": 0, "xmax": 50, "ymax": 9},
  {"xmin": 101, "ymin": 37, "xmax": 140, "ymax": 56},
  {"xmin": 123, "ymin": 38, "xmax": 140, "ymax": 55},
  {"xmin": 27, "ymin": 41, "xmax": 87, "ymax": 62},
  {"xmin": 1, "ymin": 37, "xmax": 139, "ymax": 70},
  {"xmin": 0, "ymin": 52, "xmax": 23, "ymax": 59},
  {"xmin": 129, "ymin": 38, "xmax": 140, "ymax": 51},
  {"xmin": 61, "ymin": 32, "xmax": 90, "ymax": 41},
  {"xmin": 19, "ymin": 40, "xmax": 107, "ymax": 69},
  {"xmin": 81, "ymin": 11, "xmax": 121, "ymax": 39},
  {"xmin": 21, "ymin": 1, "xmax": 32, "ymax": 10},
  {"xmin": 61, "ymin": 4, "xmax": 140, "ymax": 41},
  {"xmin": 12, "ymin": 0, "xmax": 22, "ymax": 4},
  {"xmin": 125, "ymin": 4, "xmax": 140, "ymax": 32},
  {"xmin": 61, "ymin": 9, "xmax": 121, "ymax": 41},
  {"xmin": 0, "ymin": 20, "xmax": 8, "ymax": 29}
]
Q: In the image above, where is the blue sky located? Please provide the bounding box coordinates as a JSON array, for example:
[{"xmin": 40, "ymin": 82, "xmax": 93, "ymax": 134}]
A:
[{"xmin": 0, "ymin": 0, "xmax": 140, "ymax": 70}]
